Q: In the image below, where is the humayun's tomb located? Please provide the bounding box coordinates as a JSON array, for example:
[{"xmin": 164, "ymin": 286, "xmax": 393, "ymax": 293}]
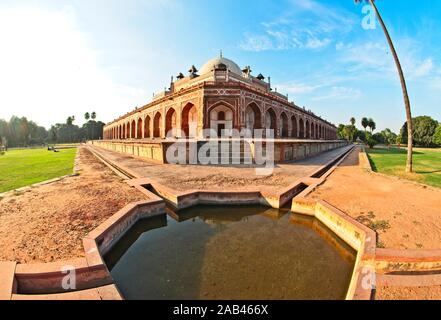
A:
[{"xmin": 97, "ymin": 55, "xmax": 344, "ymax": 163}]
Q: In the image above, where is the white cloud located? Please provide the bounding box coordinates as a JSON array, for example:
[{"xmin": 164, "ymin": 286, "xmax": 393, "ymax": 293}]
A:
[
  {"xmin": 336, "ymin": 39, "xmax": 438, "ymax": 83},
  {"xmin": 240, "ymin": 0, "xmax": 356, "ymax": 52},
  {"xmin": 239, "ymin": 34, "xmax": 274, "ymax": 52},
  {"xmin": 305, "ymin": 37, "xmax": 332, "ymax": 49},
  {"xmin": 311, "ymin": 86, "xmax": 362, "ymax": 102},
  {"xmin": 275, "ymin": 82, "xmax": 321, "ymax": 94},
  {"xmin": 409, "ymin": 58, "xmax": 434, "ymax": 78},
  {"xmin": 0, "ymin": 6, "xmax": 148, "ymax": 128}
]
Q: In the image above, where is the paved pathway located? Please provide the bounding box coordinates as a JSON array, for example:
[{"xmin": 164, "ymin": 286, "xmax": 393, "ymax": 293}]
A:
[{"xmin": 91, "ymin": 145, "xmax": 350, "ymax": 194}]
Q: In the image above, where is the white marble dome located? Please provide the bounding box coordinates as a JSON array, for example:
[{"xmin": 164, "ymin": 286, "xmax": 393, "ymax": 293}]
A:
[{"xmin": 199, "ymin": 56, "xmax": 242, "ymax": 75}]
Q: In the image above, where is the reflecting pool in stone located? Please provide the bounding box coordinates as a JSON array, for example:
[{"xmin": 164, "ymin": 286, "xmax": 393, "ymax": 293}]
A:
[{"xmin": 104, "ymin": 205, "xmax": 356, "ymax": 300}]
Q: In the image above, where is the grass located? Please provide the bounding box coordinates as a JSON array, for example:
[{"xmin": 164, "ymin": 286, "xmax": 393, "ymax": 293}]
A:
[
  {"xmin": 367, "ymin": 147, "xmax": 441, "ymax": 189},
  {"xmin": 0, "ymin": 148, "xmax": 77, "ymax": 193}
]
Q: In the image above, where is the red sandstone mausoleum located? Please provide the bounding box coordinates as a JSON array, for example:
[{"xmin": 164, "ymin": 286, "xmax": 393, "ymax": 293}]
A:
[{"xmin": 103, "ymin": 55, "xmax": 337, "ymax": 141}]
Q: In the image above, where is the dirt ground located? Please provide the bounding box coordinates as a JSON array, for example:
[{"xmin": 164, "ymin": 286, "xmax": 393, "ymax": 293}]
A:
[
  {"xmin": 0, "ymin": 147, "xmax": 146, "ymax": 264},
  {"xmin": 376, "ymin": 285, "xmax": 441, "ymax": 300},
  {"xmin": 307, "ymin": 147, "xmax": 441, "ymax": 250},
  {"xmin": 91, "ymin": 146, "xmax": 350, "ymax": 194}
]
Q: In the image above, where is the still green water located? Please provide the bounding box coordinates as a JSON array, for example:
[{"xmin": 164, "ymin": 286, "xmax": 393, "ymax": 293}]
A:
[{"xmin": 105, "ymin": 205, "xmax": 356, "ymax": 300}]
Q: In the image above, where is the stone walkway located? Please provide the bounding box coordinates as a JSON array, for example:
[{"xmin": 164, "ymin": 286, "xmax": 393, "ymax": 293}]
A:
[
  {"xmin": 90, "ymin": 146, "xmax": 349, "ymax": 194},
  {"xmin": 307, "ymin": 147, "xmax": 441, "ymax": 250}
]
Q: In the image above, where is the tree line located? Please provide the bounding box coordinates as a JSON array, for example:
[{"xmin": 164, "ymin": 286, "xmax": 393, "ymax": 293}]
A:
[
  {"xmin": 0, "ymin": 112, "xmax": 104, "ymax": 148},
  {"xmin": 337, "ymin": 115, "xmax": 441, "ymax": 148}
]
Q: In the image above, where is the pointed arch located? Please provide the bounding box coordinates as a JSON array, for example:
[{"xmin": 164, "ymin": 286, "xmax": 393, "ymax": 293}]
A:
[
  {"xmin": 153, "ymin": 112, "xmax": 162, "ymax": 138},
  {"xmin": 137, "ymin": 118, "xmax": 143, "ymax": 139},
  {"xmin": 265, "ymin": 108, "xmax": 277, "ymax": 137},
  {"xmin": 182, "ymin": 103, "xmax": 198, "ymax": 138},
  {"xmin": 131, "ymin": 120, "xmax": 136, "ymax": 139},
  {"xmin": 209, "ymin": 104, "xmax": 234, "ymax": 137},
  {"xmin": 165, "ymin": 108, "xmax": 177, "ymax": 138},
  {"xmin": 144, "ymin": 115, "xmax": 151, "ymax": 138},
  {"xmin": 291, "ymin": 115, "xmax": 298, "ymax": 138},
  {"xmin": 299, "ymin": 118, "xmax": 305, "ymax": 138},
  {"xmin": 306, "ymin": 120, "xmax": 311, "ymax": 139},
  {"xmin": 245, "ymin": 102, "xmax": 262, "ymax": 136},
  {"xmin": 280, "ymin": 112, "xmax": 288, "ymax": 138}
]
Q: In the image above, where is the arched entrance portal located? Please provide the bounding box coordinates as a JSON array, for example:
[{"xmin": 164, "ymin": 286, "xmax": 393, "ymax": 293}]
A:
[
  {"xmin": 245, "ymin": 103, "xmax": 262, "ymax": 137},
  {"xmin": 153, "ymin": 113, "xmax": 162, "ymax": 138},
  {"xmin": 131, "ymin": 120, "xmax": 136, "ymax": 139},
  {"xmin": 291, "ymin": 116, "xmax": 298, "ymax": 138},
  {"xmin": 144, "ymin": 116, "xmax": 151, "ymax": 138},
  {"xmin": 137, "ymin": 118, "xmax": 143, "ymax": 139},
  {"xmin": 265, "ymin": 108, "xmax": 277, "ymax": 138},
  {"xmin": 299, "ymin": 118, "xmax": 304, "ymax": 138},
  {"xmin": 280, "ymin": 112, "xmax": 288, "ymax": 138},
  {"xmin": 182, "ymin": 104, "xmax": 198, "ymax": 138},
  {"xmin": 165, "ymin": 108, "xmax": 177, "ymax": 138},
  {"xmin": 210, "ymin": 105, "xmax": 233, "ymax": 137},
  {"xmin": 305, "ymin": 120, "xmax": 310, "ymax": 139}
]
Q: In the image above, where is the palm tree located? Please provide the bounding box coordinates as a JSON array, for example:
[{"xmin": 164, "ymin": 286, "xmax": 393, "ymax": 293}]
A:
[
  {"xmin": 84, "ymin": 112, "xmax": 90, "ymax": 121},
  {"xmin": 66, "ymin": 116, "xmax": 73, "ymax": 126},
  {"xmin": 361, "ymin": 117, "xmax": 369, "ymax": 133},
  {"xmin": 90, "ymin": 112, "xmax": 97, "ymax": 139},
  {"xmin": 347, "ymin": 118, "xmax": 356, "ymax": 142},
  {"xmin": 355, "ymin": 0, "xmax": 413, "ymax": 172},
  {"xmin": 370, "ymin": 121, "xmax": 376, "ymax": 133},
  {"xmin": 368, "ymin": 118, "xmax": 376, "ymax": 134}
]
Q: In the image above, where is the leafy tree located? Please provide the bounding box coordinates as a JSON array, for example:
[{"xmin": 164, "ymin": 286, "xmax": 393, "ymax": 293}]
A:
[
  {"xmin": 350, "ymin": 117, "xmax": 356, "ymax": 126},
  {"xmin": 84, "ymin": 112, "xmax": 90, "ymax": 121},
  {"xmin": 337, "ymin": 122, "xmax": 357, "ymax": 142},
  {"xmin": 413, "ymin": 116, "xmax": 438, "ymax": 146},
  {"xmin": 49, "ymin": 125, "xmax": 58, "ymax": 143},
  {"xmin": 433, "ymin": 125, "xmax": 441, "ymax": 146},
  {"xmin": 399, "ymin": 116, "xmax": 438, "ymax": 147},
  {"xmin": 337, "ymin": 124, "xmax": 346, "ymax": 140},
  {"xmin": 82, "ymin": 120, "xmax": 104, "ymax": 141},
  {"xmin": 379, "ymin": 129, "xmax": 397, "ymax": 146},
  {"xmin": 373, "ymin": 133, "xmax": 385, "ymax": 144},
  {"xmin": 355, "ymin": 0, "xmax": 414, "ymax": 172},
  {"xmin": 355, "ymin": 129, "xmax": 367, "ymax": 143},
  {"xmin": 0, "ymin": 120, "xmax": 10, "ymax": 150},
  {"xmin": 366, "ymin": 136, "xmax": 377, "ymax": 149}
]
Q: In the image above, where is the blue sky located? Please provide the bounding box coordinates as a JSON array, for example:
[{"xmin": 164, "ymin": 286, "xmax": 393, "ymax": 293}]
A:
[{"xmin": 0, "ymin": 0, "xmax": 440, "ymax": 132}]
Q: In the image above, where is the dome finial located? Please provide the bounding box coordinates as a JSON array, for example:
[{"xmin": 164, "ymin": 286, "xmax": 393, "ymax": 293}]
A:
[{"xmin": 220, "ymin": 49, "xmax": 223, "ymax": 58}]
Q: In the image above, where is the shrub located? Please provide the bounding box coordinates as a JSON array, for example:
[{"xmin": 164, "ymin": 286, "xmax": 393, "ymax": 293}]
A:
[{"xmin": 366, "ymin": 137, "xmax": 377, "ymax": 149}]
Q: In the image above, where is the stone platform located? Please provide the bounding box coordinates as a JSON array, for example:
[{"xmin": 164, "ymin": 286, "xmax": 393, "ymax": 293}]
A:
[{"xmin": 90, "ymin": 139, "xmax": 348, "ymax": 164}]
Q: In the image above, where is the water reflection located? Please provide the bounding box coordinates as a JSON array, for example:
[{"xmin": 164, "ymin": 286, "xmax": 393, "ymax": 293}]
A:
[{"xmin": 105, "ymin": 205, "xmax": 356, "ymax": 300}]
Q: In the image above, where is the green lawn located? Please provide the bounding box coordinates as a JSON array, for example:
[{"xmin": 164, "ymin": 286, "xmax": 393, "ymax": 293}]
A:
[
  {"xmin": 0, "ymin": 148, "xmax": 77, "ymax": 193},
  {"xmin": 367, "ymin": 147, "xmax": 441, "ymax": 189}
]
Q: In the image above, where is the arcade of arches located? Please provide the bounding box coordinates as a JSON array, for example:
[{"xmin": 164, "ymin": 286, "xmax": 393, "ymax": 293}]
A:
[{"xmin": 104, "ymin": 102, "xmax": 336, "ymax": 141}]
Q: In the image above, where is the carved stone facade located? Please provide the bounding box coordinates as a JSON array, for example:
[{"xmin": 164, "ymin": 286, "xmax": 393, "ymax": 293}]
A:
[{"xmin": 103, "ymin": 56, "xmax": 337, "ymax": 141}]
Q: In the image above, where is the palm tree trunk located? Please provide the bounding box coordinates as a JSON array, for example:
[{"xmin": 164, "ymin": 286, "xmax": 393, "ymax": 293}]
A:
[{"xmin": 370, "ymin": 0, "xmax": 413, "ymax": 173}]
